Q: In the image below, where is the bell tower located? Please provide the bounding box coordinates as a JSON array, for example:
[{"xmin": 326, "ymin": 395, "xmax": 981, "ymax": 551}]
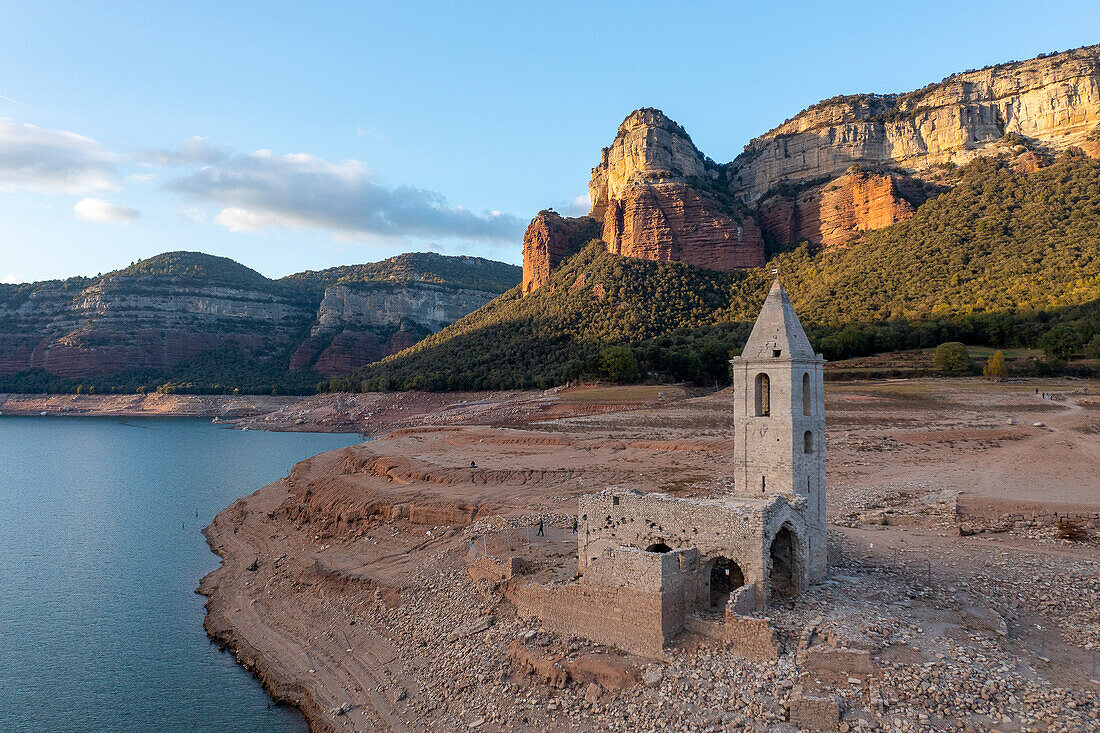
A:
[{"xmin": 730, "ymin": 279, "xmax": 826, "ymax": 580}]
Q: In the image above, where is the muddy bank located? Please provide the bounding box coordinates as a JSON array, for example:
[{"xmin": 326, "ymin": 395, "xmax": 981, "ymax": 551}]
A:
[
  {"xmin": 0, "ymin": 384, "xmax": 690, "ymax": 436},
  {"xmin": 0, "ymin": 392, "xmax": 303, "ymax": 420}
]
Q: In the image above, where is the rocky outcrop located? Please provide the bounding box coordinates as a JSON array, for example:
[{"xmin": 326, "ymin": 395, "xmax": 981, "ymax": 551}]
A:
[
  {"xmin": 521, "ymin": 46, "xmax": 1100, "ymax": 290},
  {"xmin": 588, "ymin": 108, "xmax": 711, "ymax": 222},
  {"xmin": 311, "ymin": 283, "xmax": 496, "ymax": 336},
  {"xmin": 731, "ymin": 45, "xmax": 1100, "ymax": 201},
  {"xmin": 522, "ymin": 109, "xmax": 766, "ymax": 293},
  {"xmin": 286, "ymin": 282, "xmax": 500, "ymax": 377},
  {"xmin": 602, "ymin": 179, "xmax": 764, "ymax": 269},
  {"xmin": 590, "ymin": 109, "xmax": 765, "ymax": 272},
  {"xmin": 521, "ymin": 212, "xmax": 600, "ymax": 294},
  {"xmin": 758, "ymin": 168, "xmax": 923, "ymax": 249},
  {"xmin": 0, "ymin": 273, "xmax": 312, "ymax": 378},
  {"xmin": 311, "ymin": 330, "xmax": 409, "ymax": 378}
]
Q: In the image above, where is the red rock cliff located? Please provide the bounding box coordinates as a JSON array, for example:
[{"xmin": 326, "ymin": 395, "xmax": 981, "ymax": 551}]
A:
[
  {"xmin": 590, "ymin": 109, "xmax": 765, "ymax": 272},
  {"xmin": 602, "ymin": 179, "xmax": 764, "ymax": 269},
  {"xmin": 521, "ymin": 109, "xmax": 765, "ymax": 293},
  {"xmin": 758, "ymin": 169, "xmax": 920, "ymax": 250},
  {"xmin": 521, "ymin": 211, "xmax": 599, "ymax": 294}
]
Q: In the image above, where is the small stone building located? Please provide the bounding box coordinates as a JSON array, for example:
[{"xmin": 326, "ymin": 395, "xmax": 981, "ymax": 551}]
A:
[{"xmin": 513, "ymin": 280, "xmax": 827, "ymax": 657}]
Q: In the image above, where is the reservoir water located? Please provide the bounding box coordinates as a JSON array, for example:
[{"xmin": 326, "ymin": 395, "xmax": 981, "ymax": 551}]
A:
[{"xmin": 0, "ymin": 416, "xmax": 360, "ymax": 733}]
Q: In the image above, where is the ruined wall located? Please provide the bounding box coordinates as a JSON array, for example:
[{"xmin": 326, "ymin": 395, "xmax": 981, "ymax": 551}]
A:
[
  {"xmin": 955, "ymin": 493, "xmax": 1100, "ymax": 535},
  {"xmin": 583, "ymin": 547, "xmax": 698, "ymax": 637},
  {"xmin": 682, "ymin": 614, "xmax": 781, "ymax": 662},
  {"xmin": 578, "ymin": 490, "xmax": 770, "ymax": 611},
  {"xmin": 513, "ymin": 546, "xmax": 697, "ymax": 657},
  {"xmin": 789, "ymin": 691, "xmax": 842, "ymax": 731},
  {"xmin": 510, "ymin": 582, "xmax": 668, "ymax": 658},
  {"xmin": 578, "ymin": 489, "xmax": 821, "ymax": 605}
]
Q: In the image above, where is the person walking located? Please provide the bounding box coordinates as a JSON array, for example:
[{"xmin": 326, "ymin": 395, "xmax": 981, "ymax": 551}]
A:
[
  {"xmin": 537, "ymin": 518, "xmax": 544, "ymax": 537},
  {"xmin": 572, "ymin": 518, "xmax": 578, "ymax": 534}
]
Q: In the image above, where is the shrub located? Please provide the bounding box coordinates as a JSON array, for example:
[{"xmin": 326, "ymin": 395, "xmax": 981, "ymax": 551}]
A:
[
  {"xmin": 597, "ymin": 346, "xmax": 640, "ymax": 383},
  {"xmin": 1039, "ymin": 323, "xmax": 1083, "ymax": 361},
  {"xmin": 1086, "ymin": 334, "xmax": 1100, "ymax": 359},
  {"xmin": 933, "ymin": 342, "xmax": 972, "ymax": 374},
  {"xmin": 982, "ymin": 350, "xmax": 1007, "ymax": 381}
]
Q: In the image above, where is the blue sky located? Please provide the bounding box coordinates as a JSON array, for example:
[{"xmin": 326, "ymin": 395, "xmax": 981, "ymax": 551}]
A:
[{"xmin": 1, "ymin": 1, "xmax": 1097, "ymax": 283}]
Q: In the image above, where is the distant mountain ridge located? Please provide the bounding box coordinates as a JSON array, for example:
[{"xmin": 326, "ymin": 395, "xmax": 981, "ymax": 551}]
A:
[
  {"xmin": 522, "ymin": 44, "xmax": 1100, "ymax": 292},
  {"xmin": 0, "ymin": 251, "xmax": 520, "ymax": 393}
]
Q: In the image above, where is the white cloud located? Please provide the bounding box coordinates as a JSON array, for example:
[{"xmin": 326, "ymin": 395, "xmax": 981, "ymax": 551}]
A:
[
  {"xmin": 167, "ymin": 149, "xmax": 523, "ymax": 241},
  {"xmin": 0, "ymin": 273, "xmax": 24, "ymax": 284},
  {"xmin": 74, "ymin": 197, "xmax": 139, "ymax": 224},
  {"xmin": 553, "ymin": 192, "xmax": 591, "ymax": 217},
  {"xmin": 140, "ymin": 136, "xmax": 228, "ymax": 166},
  {"xmin": 0, "ymin": 118, "xmax": 119, "ymax": 193},
  {"xmin": 175, "ymin": 205, "xmax": 206, "ymax": 223}
]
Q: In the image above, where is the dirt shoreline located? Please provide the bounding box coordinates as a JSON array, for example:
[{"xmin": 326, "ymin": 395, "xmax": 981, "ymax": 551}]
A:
[
  {"xmin": 0, "ymin": 385, "xmax": 689, "ymax": 435},
  {"xmin": 0, "ymin": 393, "xmax": 305, "ymax": 420},
  {"xmin": 196, "ymin": 378, "xmax": 1100, "ymax": 732}
]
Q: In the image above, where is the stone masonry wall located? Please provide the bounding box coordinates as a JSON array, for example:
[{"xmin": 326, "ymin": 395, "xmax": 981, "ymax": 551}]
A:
[
  {"xmin": 955, "ymin": 493, "xmax": 1100, "ymax": 535},
  {"xmin": 509, "ymin": 582, "xmax": 668, "ymax": 658},
  {"xmin": 579, "ymin": 490, "xmax": 768, "ymax": 595}
]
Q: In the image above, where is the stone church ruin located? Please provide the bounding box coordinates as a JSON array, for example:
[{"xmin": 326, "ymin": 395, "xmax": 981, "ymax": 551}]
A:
[{"xmin": 514, "ymin": 279, "xmax": 827, "ymax": 658}]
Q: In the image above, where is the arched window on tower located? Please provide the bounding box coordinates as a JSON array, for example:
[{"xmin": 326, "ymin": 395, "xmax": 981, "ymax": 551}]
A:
[
  {"xmin": 755, "ymin": 373, "xmax": 770, "ymax": 417},
  {"xmin": 804, "ymin": 430, "xmax": 813, "ymax": 454},
  {"xmin": 802, "ymin": 372, "xmax": 811, "ymax": 416}
]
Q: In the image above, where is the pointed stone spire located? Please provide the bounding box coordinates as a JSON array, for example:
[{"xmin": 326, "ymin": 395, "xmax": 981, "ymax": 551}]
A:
[{"xmin": 739, "ymin": 279, "xmax": 819, "ymax": 361}]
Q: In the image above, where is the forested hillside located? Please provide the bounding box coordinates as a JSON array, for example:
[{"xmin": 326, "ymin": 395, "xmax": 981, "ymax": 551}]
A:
[
  {"xmin": 0, "ymin": 251, "xmax": 519, "ymax": 394},
  {"xmin": 327, "ymin": 152, "xmax": 1100, "ymax": 391}
]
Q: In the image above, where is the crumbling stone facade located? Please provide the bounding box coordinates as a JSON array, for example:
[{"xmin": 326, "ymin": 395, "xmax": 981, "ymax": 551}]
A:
[{"xmin": 517, "ymin": 280, "xmax": 827, "ymax": 657}]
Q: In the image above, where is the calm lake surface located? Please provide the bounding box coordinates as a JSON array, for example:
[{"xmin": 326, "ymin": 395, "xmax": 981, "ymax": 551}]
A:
[{"xmin": 0, "ymin": 416, "xmax": 360, "ymax": 733}]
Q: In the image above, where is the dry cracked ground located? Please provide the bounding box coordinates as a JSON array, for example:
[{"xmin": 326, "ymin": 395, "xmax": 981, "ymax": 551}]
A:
[{"xmin": 199, "ymin": 379, "xmax": 1100, "ymax": 733}]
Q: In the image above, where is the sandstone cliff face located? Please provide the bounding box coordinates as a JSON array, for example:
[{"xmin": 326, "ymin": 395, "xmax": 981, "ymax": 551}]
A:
[
  {"xmin": 521, "ymin": 212, "xmax": 600, "ymax": 294},
  {"xmin": 545, "ymin": 107, "xmax": 763, "ymax": 288},
  {"xmin": 311, "ymin": 283, "xmax": 495, "ymax": 336},
  {"xmin": 0, "ymin": 252, "xmax": 517, "ymax": 381},
  {"xmin": 290, "ymin": 282, "xmax": 499, "ymax": 377},
  {"xmin": 588, "ymin": 108, "xmax": 711, "ymax": 222},
  {"xmin": 731, "ymin": 45, "xmax": 1100, "ymax": 201},
  {"xmin": 520, "ymin": 46, "xmax": 1100, "ymax": 290},
  {"xmin": 602, "ymin": 179, "xmax": 764, "ymax": 269},
  {"xmin": 758, "ymin": 169, "xmax": 920, "ymax": 250},
  {"xmin": 0, "ymin": 275, "xmax": 312, "ymax": 377}
]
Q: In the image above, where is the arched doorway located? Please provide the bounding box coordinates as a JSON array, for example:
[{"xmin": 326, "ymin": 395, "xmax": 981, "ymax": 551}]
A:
[
  {"xmin": 646, "ymin": 542, "xmax": 672, "ymax": 553},
  {"xmin": 709, "ymin": 557, "xmax": 745, "ymax": 608},
  {"xmin": 769, "ymin": 526, "xmax": 799, "ymax": 597}
]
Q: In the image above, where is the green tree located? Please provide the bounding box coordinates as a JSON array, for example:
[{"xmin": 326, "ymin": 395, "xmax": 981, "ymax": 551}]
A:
[
  {"xmin": 1039, "ymin": 324, "xmax": 1083, "ymax": 361},
  {"xmin": 982, "ymin": 350, "xmax": 1007, "ymax": 381},
  {"xmin": 1085, "ymin": 334, "xmax": 1100, "ymax": 359},
  {"xmin": 597, "ymin": 346, "xmax": 640, "ymax": 383},
  {"xmin": 933, "ymin": 342, "xmax": 972, "ymax": 374}
]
